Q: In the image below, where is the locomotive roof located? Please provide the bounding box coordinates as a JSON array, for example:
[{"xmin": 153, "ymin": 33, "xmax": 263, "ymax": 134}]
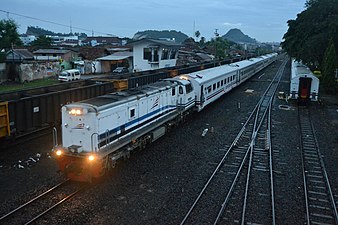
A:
[
  {"xmin": 291, "ymin": 60, "xmax": 316, "ymax": 78},
  {"xmin": 71, "ymin": 80, "xmax": 176, "ymax": 110}
]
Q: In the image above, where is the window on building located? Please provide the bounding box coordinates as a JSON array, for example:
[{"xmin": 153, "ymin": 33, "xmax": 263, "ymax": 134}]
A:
[
  {"xmin": 153, "ymin": 48, "xmax": 159, "ymax": 62},
  {"xmin": 161, "ymin": 48, "xmax": 169, "ymax": 60},
  {"xmin": 143, "ymin": 48, "xmax": 151, "ymax": 61},
  {"xmin": 170, "ymin": 49, "xmax": 177, "ymax": 59}
]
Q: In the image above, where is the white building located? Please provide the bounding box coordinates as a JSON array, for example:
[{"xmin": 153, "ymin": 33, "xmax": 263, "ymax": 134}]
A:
[
  {"xmin": 20, "ymin": 35, "xmax": 37, "ymax": 46},
  {"xmin": 131, "ymin": 39, "xmax": 181, "ymax": 72}
]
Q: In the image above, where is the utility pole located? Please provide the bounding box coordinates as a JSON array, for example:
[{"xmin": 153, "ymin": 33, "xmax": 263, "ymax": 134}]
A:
[{"xmin": 214, "ymin": 29, "xmax": 219, "ymax": 66}]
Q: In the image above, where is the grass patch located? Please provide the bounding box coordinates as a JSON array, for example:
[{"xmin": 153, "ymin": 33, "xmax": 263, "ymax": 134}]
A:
[{"xmin": 0, "ymin": 78, "xmax": 59, "ymax": 93}]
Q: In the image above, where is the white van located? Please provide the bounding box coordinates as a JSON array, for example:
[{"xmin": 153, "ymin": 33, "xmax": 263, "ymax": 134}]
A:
[{"xmin": 58, "ymin": 69, "xmax": 81, "ymax": 82}]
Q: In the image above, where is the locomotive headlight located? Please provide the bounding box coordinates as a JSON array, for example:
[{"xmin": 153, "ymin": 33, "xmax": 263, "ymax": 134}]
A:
[
  {"xmin": 68, "ymin": 108, "xmax": 87, "ymax": 116},
  {"xmin": 180, "ymin": 75, "xmax": 188, "ymax": 80},
  {"xmin": 88, "ymin": 155, "xmax": 95, "ymax": 161},
  {"xmin": 69, "ymin": 108, "xmax": 82, "ymax": 116},
  {"xmin": 55, "ymin": 149, "xmax": 63, "ymax": 156}
]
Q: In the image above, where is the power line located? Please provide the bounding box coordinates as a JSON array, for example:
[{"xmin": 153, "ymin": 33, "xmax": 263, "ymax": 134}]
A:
[{"xmin": 0, "ymin": 9, "xmax": 116, "ymax": 36}]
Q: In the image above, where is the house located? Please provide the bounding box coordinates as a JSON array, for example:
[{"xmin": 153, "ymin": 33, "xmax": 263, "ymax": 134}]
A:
[
  {"xmin": 33, "ymin": 49, "xmax": 77, "ymax": 62},
  {"xmin": 6, "ymin": 49, "xmax": 35, "ymax": 62},
  {"xmin": 20, "ymin": 35, "xmax": 37, "ymax": 46},
  {"xmin": 130, "ymin": 39, "xmax": 181, "ymax": 72},
  {"xmin": 82, "ymin": 36, "xmax": 122, "ymax": 47},
  {"xmin": 5, "ymin": 49, "xmax": 61, "ymax": 82}
]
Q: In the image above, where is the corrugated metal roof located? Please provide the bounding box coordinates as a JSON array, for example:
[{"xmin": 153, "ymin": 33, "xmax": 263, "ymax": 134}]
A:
[{"xmin": 97, "ymin": 52, "xmax": 133, "ymax": 61}]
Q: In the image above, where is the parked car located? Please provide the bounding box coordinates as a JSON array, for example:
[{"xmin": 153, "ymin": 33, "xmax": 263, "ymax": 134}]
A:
[
  {"xmin": 58, "ymin": 69, "xmax": 81, "ymax": 82},
  {"xmin": 112, "ymin": 67, "xmax": 129, "ymax": 74}
]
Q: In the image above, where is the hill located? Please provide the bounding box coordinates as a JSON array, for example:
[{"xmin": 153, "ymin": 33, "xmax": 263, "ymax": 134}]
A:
[
  {"xmin": 133, "ymin": 30, "xmax": 189, "ymax": 43},
  {"xmin": 25, "ymin": 26, "xmax": 87, "ymax": 38},
  {"xmin": 222, "ymin": 28, "xmax": 256, "ymax": 44}
]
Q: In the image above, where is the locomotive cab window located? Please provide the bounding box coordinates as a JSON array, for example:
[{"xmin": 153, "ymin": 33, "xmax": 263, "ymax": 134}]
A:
[
  {"xmin": 172, "ymin": 87, "xmax": 176, "ymax": 96},
  {"xmin": 129, "ymin": 108, "xmax": 135, "ymax": 119},
  {"xmin": 185, "ymin": 84, "xmax": 193, "ymax": 93},
  {"xmin": 179, "ymin": 86, "xmax": 184, "ymax": 94}
]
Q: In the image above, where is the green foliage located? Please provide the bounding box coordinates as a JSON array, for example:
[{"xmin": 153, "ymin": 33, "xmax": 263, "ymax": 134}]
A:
[
  {"xmin": 282, "ymin": 0, "xmax": 338, "ymax": 69},
  {"xmin": 30, "ymin": 36, "xmax": 52, "ymax": 48},
  {"xmin": 0, "ymin": 19, "xmax": 22, "ymax": 51},
  {"xmin": 26, "ymin": 26, "xmax": 87, "ymax": 38},
  {"xmin": 0, "ymin": 78, "xmax": 59, "ymax": 93},
  {"xmin": 321, "ymin": 39, "xmax": 337, "ymax": 93},
  {"xmin": 199, "ymin": 37, "xmax": 206, "ymax": 46},
  {"xmin": 207, "ymin": 37, "xmax": 231, "ymax": 60},
  {"xmin": 194, "ymin": 30, "xmax": 201, "ymax": 40}
]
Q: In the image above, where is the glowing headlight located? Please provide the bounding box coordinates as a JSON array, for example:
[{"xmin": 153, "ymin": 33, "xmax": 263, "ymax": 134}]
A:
[
  {"xmin": 55, "ymin": 150, "xmax": 63, "ymax": 156},
  {"xmin": 180, "ymin": 75, "xmax": 189, "ymax": 80},
  {"xmin": 88, "ymin": 155, "xmax": 95, "ymax": 161},
  {"xmin": 69, "ymin": 108, "xmax": 82, "ymax": 116}
]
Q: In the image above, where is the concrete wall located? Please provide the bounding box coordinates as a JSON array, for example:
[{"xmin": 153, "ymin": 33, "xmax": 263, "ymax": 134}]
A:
[
  {"xmin": 19, "ymin": 61, "xmax": 60, "ymax": 82},
  {"xmin": 0, "ymin": 63, "xmax": 6, "ymax": 82}
]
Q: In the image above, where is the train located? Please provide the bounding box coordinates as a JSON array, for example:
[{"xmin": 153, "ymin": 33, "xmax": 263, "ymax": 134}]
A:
[
  {"xmin": 290, "ymin": 59, "xmax": 319, "ymax": 102},
  {"xmin": 53, "ymin": 53, "xmax": 278, "ymax": 182}
]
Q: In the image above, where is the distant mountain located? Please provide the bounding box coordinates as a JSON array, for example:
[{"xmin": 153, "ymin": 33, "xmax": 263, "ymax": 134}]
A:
[
  {"xmin": 25, "ymin": 26, "xmax": 87, "ymax": 39},
  {"xmin": 222, "ymin": 28, "xmax": 257, "ymax": 44},
  {"xmin": 133, "ymin": 30, "xmax": 189, "ymax": 43}
]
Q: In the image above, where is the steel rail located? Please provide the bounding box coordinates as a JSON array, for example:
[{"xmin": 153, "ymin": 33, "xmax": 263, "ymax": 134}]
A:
[
  {"xmin": 311, "ymin": 119, "xmax": 338, "ymax": 224},
  {"xmin": 299, "ymin": 107, "xmax": 338, "ymax": 225},
  {"xmin": 181, "ymin": 58, "xmax": 287, "ymax": 225},
  {"xmin": 215, "ymin": 59, "xmax": 286, "ymax": 225},
  {"xmin": 24, "ymin": 187, "xmax": 85, "ymax": 225},
  {"xmin": 268, "ymin": 100, "xmax": 276, "ymax": 225},
  {"xmin": 0, "ymin": 179, "xmax": 70, "ymax": 221}
]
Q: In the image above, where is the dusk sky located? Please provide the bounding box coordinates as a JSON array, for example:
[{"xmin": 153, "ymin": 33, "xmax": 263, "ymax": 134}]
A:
[{"xmin": 1, "ymin": 0, "xmax": 307, "ymax": 42}]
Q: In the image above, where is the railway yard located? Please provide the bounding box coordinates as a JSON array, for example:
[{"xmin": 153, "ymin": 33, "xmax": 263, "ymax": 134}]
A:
[{"xmin": 0, "ymin": 58, "xmax": 337, "ymax": 224}]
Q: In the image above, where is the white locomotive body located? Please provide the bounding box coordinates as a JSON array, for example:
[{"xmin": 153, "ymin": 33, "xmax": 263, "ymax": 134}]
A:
[
  {"xmin": 290, "ymin": 59, "xmax": 319, "ymax": 101},
  {"xmin": 54, "ymin": 53, "xmax": 277, "ymax": 181}
]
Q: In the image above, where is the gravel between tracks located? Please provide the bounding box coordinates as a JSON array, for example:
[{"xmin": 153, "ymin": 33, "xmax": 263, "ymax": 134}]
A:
[{"xmin": 0, "ymin": 58, "xmax": 337, "ymax": 225}]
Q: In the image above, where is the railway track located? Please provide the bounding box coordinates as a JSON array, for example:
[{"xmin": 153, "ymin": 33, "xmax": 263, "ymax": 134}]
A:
[
  {"xmin": 180, "ymin": 58, "xmax": 287, "ymax": 225},
  {"xmin": 0, "ymin": 179, "xmax": 86, "ymax": 225},
  {"xmin": 298, "ymin": 106, "xmax": 338, "ymax": 225}
]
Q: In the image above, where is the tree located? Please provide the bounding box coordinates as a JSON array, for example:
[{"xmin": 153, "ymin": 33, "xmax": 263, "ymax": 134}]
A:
[
  {"xmin": 30, "ymin": 35, "xmax": 52, "ymax": 48},
  {"xmin": 199, "ymin": 36, "xmax": 206, "ymax": 46},
  {"xmin": 282, "ymin": 0, "xmax": 338, "ymax": 69},
  {"xmin": 194, "ymin": 30, "xmax": 200, "ymax": 41},
  {"xmin": 321, "ymin": 39, "xmax": 337, "ymax": 93},
  {"xmin": 0, "ymin": 19, "xmax": 22, "ymax": 61},
  {"xmin": 207, "ymin": 37, "xmax": 230, "ymax": 60}
]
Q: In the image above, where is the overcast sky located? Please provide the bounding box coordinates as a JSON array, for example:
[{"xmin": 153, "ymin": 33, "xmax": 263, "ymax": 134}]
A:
[{"xmin": 1, "ymin": 0, "xmax": 307, "ymax": 42}]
